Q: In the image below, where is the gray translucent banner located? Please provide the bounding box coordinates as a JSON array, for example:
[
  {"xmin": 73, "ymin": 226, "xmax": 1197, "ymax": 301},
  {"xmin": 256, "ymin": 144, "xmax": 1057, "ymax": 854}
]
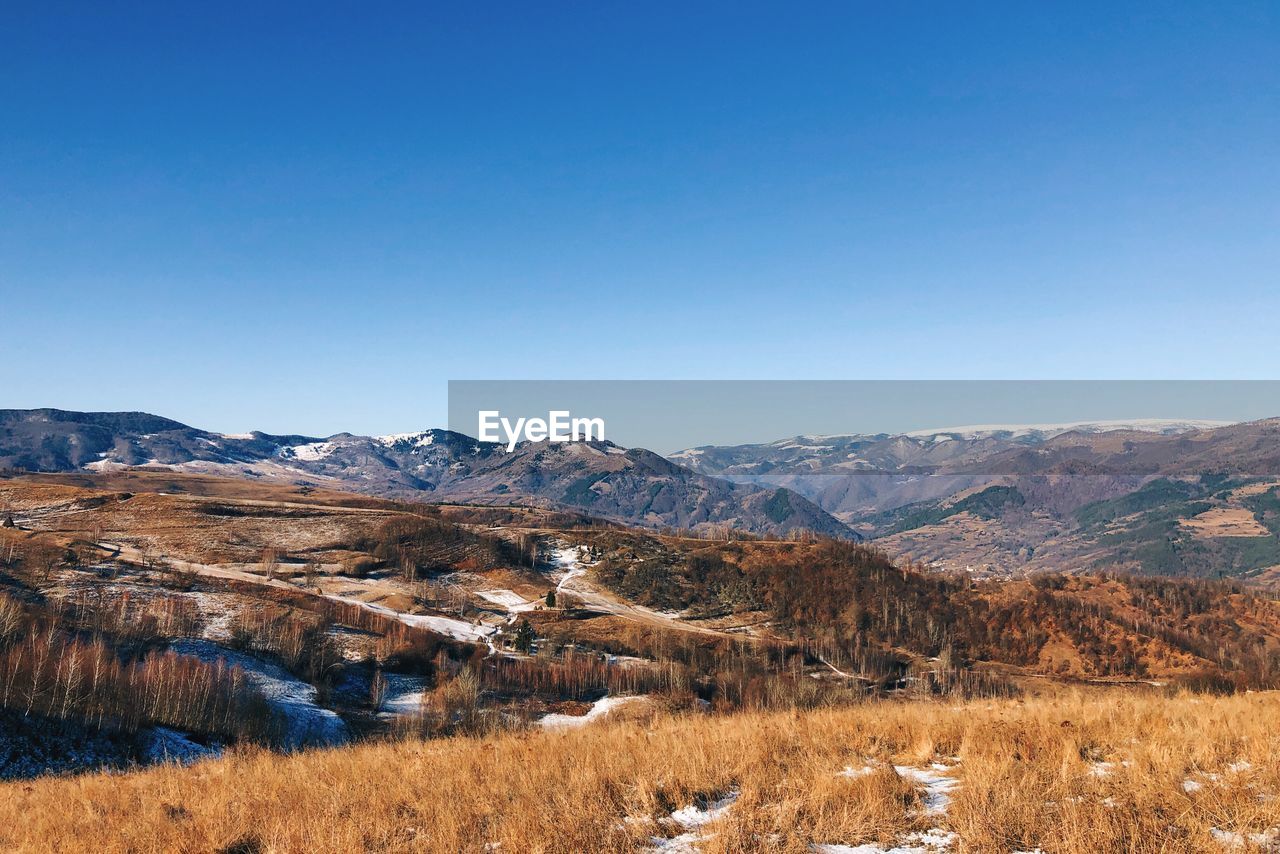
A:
[{"xmin": 449, "ymin": 379, "xmax": 1280, "ymax": 460}]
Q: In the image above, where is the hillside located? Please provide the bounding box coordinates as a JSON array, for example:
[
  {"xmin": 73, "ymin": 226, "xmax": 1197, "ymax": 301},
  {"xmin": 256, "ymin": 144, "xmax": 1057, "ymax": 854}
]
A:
[
  {"xmin": 4, "ymin": 691, "xmax": 1279, "ymax": 853},
  {"xmin": 443, "ymin": 440, "xmax": 853, "ymax": 540}
]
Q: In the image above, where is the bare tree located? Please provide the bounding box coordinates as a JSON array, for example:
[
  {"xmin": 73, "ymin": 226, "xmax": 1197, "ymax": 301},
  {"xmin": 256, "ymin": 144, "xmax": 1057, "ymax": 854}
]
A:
[
  {"xmin": 303, "ymin": 560, "xmax": 321, "ymax": 590},
  {"xmin": 261, "ymin": 546, "xmax": 279, "ymax": 581},
  {"xmin": 399, "ymin": 548, "xmax": 416, "ymax": 583},
  {"xmin": 369, "ymin": 668, "xmax": 387, "ymax": 711}
]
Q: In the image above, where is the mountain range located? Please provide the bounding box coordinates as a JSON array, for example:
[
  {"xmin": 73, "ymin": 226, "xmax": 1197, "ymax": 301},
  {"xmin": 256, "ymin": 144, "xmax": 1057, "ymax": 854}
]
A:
[
  {"xmin": 673, "ymin": 418, "xmax": 1280, "ymax": 580},
  {"xmin": 7, "ymin": 409, "xmax": 1280, "ymax": 580},
  {"xmin": 0, "ymin": 409, "xmax": 852, "ymax": 540}
]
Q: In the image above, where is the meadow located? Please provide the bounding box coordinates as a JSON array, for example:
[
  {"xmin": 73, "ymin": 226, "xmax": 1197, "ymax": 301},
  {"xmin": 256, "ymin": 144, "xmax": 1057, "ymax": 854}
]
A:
[{"xmin": 2, "ymin": 688, "xmax": 1277, "ymax": 853}]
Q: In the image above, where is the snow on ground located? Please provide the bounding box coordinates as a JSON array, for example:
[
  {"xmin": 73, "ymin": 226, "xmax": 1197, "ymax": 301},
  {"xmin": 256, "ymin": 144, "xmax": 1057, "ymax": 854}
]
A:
[
  {"xmin": 176, "ymin": 590, "xmax": 243, "ymax": 641},
  {"xmin": 838, "ymin": 763, "xmax": 877, "ymax": 778},
  {"xmin": 552, "ymin": 544, "xmax": 589, "ymax": 592},
  {"xmin": 162, "ymin": 458, "xmax": 344, "ymax": 481},
  {"xmin": 400, "ymin": 612, "xmax": 497, "ymax": 642},
  {"xmin": 326, "ymin": 594, "xmax": 497, "ymax": 644},
  {"xmin": 645, "ymin": 790, "xmax": 740, "ymax": 853},
  {"xmin": 57, "ymin": 581, "xmax": 243, "ymax": 644},
  {"xmin": 1183, "ymin": 759, "xmax": 1267, "ymax": 801},
  {"xmin": 378, "ymin": 673, "xmax": 429, "ymax": 718},
  {"xmin": 1210, "ymin": 827, "xmax": 1280, "ymax": 848},
  {"xmin": 896, "ymin": 763, "xmax": 960, "ymax": 815},
  {"xmin": 282, "ymin": 441, "xmax": 338, "ymax": 461},
  {"xmin": 540, "ymin": 695, "xmax": 646, "ymax": 730},
  {"xmin": 375, "ymin": 431, "xmax": 436, "ymax": 448},
  {"xmin": 815, "ymin": 761, "xmax": 961, "ymax": 852},
  {"xmin": 168, "ymin": 639, "xmax": 348, "ymax": 749},
  {"xmin": 812, "ymin": 829, "xmax": 957, "ymax": 854},
  {"xmin": 143, "ymin": 727, "xmax": 220, "ymax": 765},
  {"xmin": 476, "ymin": 589, "xmax": 539, "ymax": 613}
]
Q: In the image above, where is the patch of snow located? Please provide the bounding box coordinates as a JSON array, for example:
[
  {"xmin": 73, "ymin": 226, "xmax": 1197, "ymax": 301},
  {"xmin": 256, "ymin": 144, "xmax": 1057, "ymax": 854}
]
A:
[
  {"xmin": 553, "ymin": 544, "xmax": 589, "ymax": 593},
  {"xmin": 326, "ymin": 595, "xmax": 496, "ymax": 643},
  {"xmin": 402, "ymin": 613, "xmax": 496, "ymax": 642},
  {"xmin": 838, "ymin": 764, "xmax": 877, "ymax": 778},
  {"xmin": 379, "ymin": 673, "xmax": 428, "ymax": 718},
  {"xmin": 1088, "ymin": 761, "xmax": 1114, "ymax": 777},
  {"xmin": 647, "ymin": 790, "xmax": 739, "ymax": 853},
  {"xmin": 173, "ymin": 590, "xmax": 243, "ymax": 641},
  {"xmin": 375, "ymin": 431, "xmax": 437, "ymax": 448},
  {"xmin": 895, "ymin": 763, "xmax": 960, "ymax": 815},
  {"xmin": 819, "ymin": 761, "xmax": 959, "ymax": 852},
  {"xmin": 143, "ymin": 727, "xmax": 219, "ymax": 765},
  {"xmin": 281, "ymin": 441, "xmax": 338, "ymax": 461},
  {"xmin": 1210, "ymin": 827, "xmax": 1280, "ymax": 848},
  {"xmin": 812, "ymin": 829, "xmax": 956, "ymax": 853},
  {"xmin": 477, "ymin": 589, "xmax": 538, "ymax": 612},
  {"xmin": 540, "ymin": 695, "xmax": 645, "ymax": 730}
]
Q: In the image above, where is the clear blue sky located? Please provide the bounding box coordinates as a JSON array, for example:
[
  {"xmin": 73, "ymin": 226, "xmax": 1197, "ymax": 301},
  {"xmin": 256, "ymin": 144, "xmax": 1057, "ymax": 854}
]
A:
[{"xmin": 3, "ymin": 2, "xmax": 1277, "ymax": 436}]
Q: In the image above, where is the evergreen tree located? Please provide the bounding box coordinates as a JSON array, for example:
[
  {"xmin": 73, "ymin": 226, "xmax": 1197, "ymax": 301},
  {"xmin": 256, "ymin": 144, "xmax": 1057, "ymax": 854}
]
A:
[{"xmin": 514, "ymin": 620, "xmax": 535, "ymax": 654}]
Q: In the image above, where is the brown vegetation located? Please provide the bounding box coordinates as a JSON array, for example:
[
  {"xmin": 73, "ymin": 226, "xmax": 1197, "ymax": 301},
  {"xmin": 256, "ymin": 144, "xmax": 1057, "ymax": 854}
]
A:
[
  {"xmin": 2, "ymin": 689, "xmax": 1278, "ymax": 852},
  {"xmin": 0, "ymin": 591, "xmax": 274, "ymax": 743},
  {"xmin": 589, "ymin": 535, "xmax": 1280, "ymax": 688}
]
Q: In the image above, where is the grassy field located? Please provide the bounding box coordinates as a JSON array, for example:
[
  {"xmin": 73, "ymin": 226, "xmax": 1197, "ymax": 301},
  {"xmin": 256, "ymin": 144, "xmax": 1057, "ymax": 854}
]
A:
[{"xmin": 2, "ymin": 689, "xmax": 1278, "ymax": 853}]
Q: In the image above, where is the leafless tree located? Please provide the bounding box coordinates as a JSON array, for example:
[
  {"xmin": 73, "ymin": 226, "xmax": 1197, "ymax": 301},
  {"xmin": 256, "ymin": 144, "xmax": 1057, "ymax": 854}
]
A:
[{"xmin": 261, "ymin": 546, "xmax": 279, "ymax": 581}]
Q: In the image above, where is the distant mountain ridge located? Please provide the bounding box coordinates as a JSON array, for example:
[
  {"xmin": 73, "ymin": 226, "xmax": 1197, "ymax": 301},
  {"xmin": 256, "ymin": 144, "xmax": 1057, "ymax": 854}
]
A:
[
  {"xmin": 0, "ymin": 409, "xmax": 855, "ymax": 541},
  {"xmin": 669, "ymin": 418, "xmax": 1280, "ymax": 579},
  {"xmin": 667, "ymin": 419, "xmax": 1260, "ymax": 517}
]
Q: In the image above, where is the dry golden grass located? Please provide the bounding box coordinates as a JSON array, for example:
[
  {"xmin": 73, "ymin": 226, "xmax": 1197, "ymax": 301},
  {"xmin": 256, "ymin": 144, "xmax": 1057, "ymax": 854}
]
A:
[
  {"xmin": 1181, "ymin": 507, "xmax": 1272, "ymax": 538},
  {"xmin": 1, "ymin": 690, "xmax": 1278, "ymax": 852}
]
